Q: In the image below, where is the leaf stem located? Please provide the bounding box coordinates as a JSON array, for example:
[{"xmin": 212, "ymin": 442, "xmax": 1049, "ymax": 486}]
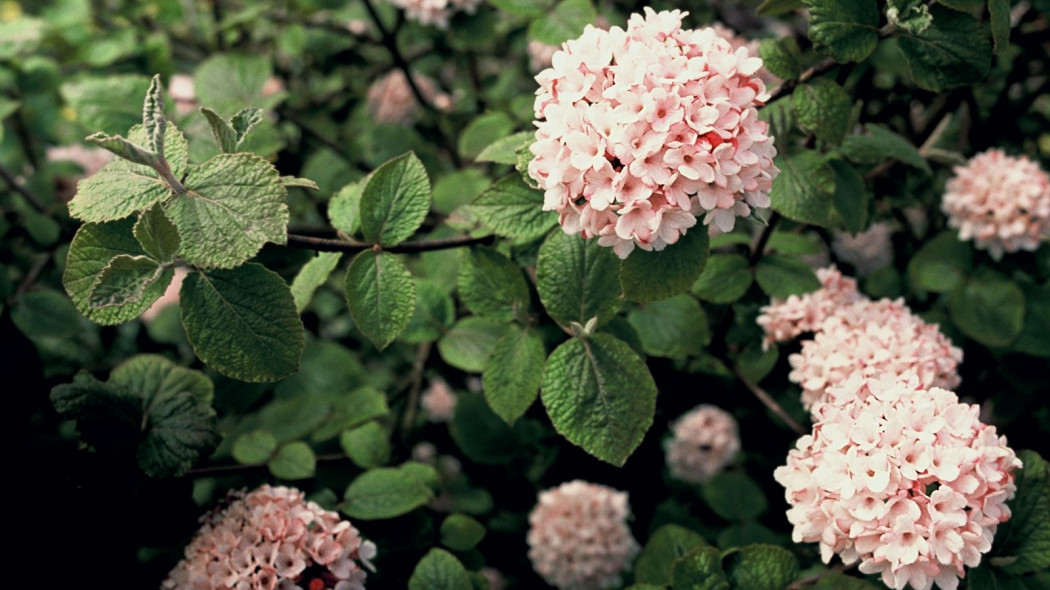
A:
[
  {"xmin": 0, "ymin": 161, "xmax": 49, "ymax": 214},
  {"xmin": 155, "ymin": 160, "xmax": 188, "ymax": 195},
  {"xmin": 399, "ymin": 341, "xmax": 433, "ymax": 439},
  {"xmin": 286, "ymin": 232, "xmax": 495, "ymax": 253},
  {"xmin": 731, "ymin": 362, "xmax": 806, "ymax": 436},
  {"xmin": 185, "ymin": 453, "xmax": 348, "ymax": 478},
  {"xmin": 748, "ymin": 211, "xmax": 781, "ymax": 266}
]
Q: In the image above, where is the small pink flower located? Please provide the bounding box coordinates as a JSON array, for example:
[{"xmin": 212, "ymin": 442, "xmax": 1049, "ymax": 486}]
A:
[
  {"xmin": 366, "ymin": 70, "xmax": 452, "ymax": 126},
  {"xmin": 665, "ymin": 404, "xmax": 740, "ymax": 484},
  {"xmin": 420, "ymin": 378, "xmax": 456, "ymax": 422}
]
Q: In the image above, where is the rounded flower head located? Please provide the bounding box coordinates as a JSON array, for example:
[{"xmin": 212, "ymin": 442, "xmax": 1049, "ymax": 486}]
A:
[
  {"xmin": 367, "ymin": 70, "xmax": 452, "ymax": 126},
  {"xmin": 420, "ymin": 378, "xmax": 456, "ymax": 422},
  {"xmin": 756, "ymin": 266, "xmax": 864, "ymax": 347},
  {"xmin": 831, "ymin": 222, "xmax": 895, "ymax": 277},
  {"xmin": 527, "ymin": 480, "xmax": 639, "ymax": 590},
  {"xmin": 163, "ymin": 485, "xmax": 376, "ymax": 590},
  {"xmin": 941, "ymin": 149, "xmax": 1050, "ymax": 260},
  {"xmin": 774, "ymin": 374, "xmax": 1021, "ymax": 590},
  {"xmin": 665, "ymin": 404, "xmax": 740, "ymax": 484},
  {"xmin": 528, "ymin": 8, "xmax": 779, "ymax": 259},
  {"xmin": 386, "ymin": 0, "xmax": 481, "ymax": 29}
]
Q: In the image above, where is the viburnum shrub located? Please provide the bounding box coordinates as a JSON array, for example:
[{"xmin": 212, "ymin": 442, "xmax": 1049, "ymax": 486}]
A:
[{"xmin": 9, "ymin": 1, "xmax": 1049, "ymax": 590}]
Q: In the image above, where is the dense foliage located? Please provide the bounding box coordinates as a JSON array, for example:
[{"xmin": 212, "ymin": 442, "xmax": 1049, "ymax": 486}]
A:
[{"xmin": 5, "ymin": 0, "xmax": 1049, "ymax": 589}]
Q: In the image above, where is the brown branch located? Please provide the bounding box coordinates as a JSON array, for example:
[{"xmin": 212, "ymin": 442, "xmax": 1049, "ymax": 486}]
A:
[
  {"xmin": 766, "ymin": 57, "xmax": 838, "ymax": 104},
  {"xmin": 0, "ymin": 161, "xmax": 49, "ymax": 214},
  {"xmin": 732, "ymin": 363, "xmax": 806, "ymax": 436},
  {"xmin": 748, "ymin": 211, "xmax": 782, "ymax": 265},
  {"xmin": 286, "ymin": 232, "xmax": 495, "ymax": 253},
  {"xmin": 400, "ymin": 341, "xmax": 433, "ymax": 438}
]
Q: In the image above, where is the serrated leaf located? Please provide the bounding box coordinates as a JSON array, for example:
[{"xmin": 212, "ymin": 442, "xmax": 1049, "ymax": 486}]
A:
[
  {"xmin": 769, "ymin": 150, "xmax": 836, "ymax": 227},
  {"xmin": 476, "ymin": 131, "xmax": 534, "ymax": 165},
  {"xmin": 440, "ymin": 514, "xmax": 486, "ymax": 552},
  {"xmin": 437, "ymin": 317, "xmax": 511, "ymax": 372},
  {"xmin": 471, "ymin": 175, "xmax": 557, "ymax": 240},
  {"xmin": 635, "ymin": 524, "xmax": 709, "ymax": 586},
  {"xmin": 409, "ymin": 548, "xmax": 473, "ymax": 590},
  {"xmin": 620, "ymin": 228, "xmax": 710, "ymax": 303},
  {"xmin": 724, "ymin": 544, "xmax": 799, "ymax": 590},
  {"xmin": 757, "ymin": 0, "xmax": 805, "ymax": 16},
  {"xmin": 401, "ymin": 279, "xmax": 455, "ymax": 344},
  {"xmin": 628, "ymin": 295, "xmax": 709, "ymax": 359},
  {"xmin": 908, "ymin": 231, "xmax": 973, "ymax": 293},
  {"xmin": 291, "ymin": 252, "xmax": 341, "ymax": 312},
  {"xmin": 702, "ymin": 472, "xmax": 769, "ymax": 520},
  {"xmin": 691, "ymin": 254, "xmax": 753, "ymax": 303},
  {"xmin": 793, "ymin": 79, "xmax": 852, "ymax": 145},
  {"xmin": 840, "ymin": 124, "xmax": 931, "ymax": 173},
  {"xmin": 232, "ymin": 430, "xmax": 278, "ymax": 465},
  {"xmin": 537, "ymin": 230, "xmax": 622, "ymax": 328},
  {"xmin": 948, "ymin": 269, "xmax": 1025, "ymax": 348},
  {"xmin": 896, "ymin": 6, "xmax": 992, "ymax": 92},
  {"xmin": 671, "ymin": 546, "xmax": 731, "ymax": 590},
  {"xmin": 458, "ymin": 248, "xmax": 530, "ymax": 322},
  {"xmin": 133, "ymin": 204, "xmax": 180, "ymax": 262},
  {"xmin": 360, "ymin": 152, "xmax": 431, "ymax": 247},
  {"xmin": 759, "ymin": 37, "xmax": 803, "ymax": 80},
  {"xmin": 755, "ymin": 254, "xmax": 821, "ymax": 298},
  {"xmin": 345, "ymin": 251, "xmax": 416, "ymax": 350},
  {"xmin": 450, "ymin": 392, "xmax": 524, "ymax": 464},
  {"xmin": 482, "ymin": 326, "xmax": 545, "ymax": 424},
  {"xmin": 166, "ymin": 153, "xmax": 288, "ymax": 269},
  {"xmin": 194, "ymin": 53, "xmax": 279, "ymax": 117},
  {"xmin": 268, "ymin": 441, "xmax": 316, "ymax": 480},
  {"xmin": 280, "ymin": 176, "xmax": 319, "ymax": 190},
  {"xmin": 342, "ymin": 467, "xmax": 434, "ymax": 520},
  {"xmin": 989, "ymin": 0, "xmax": 1011, "ymax": 54},
  {"xmin": 995, "ymin": 450, "xmax": 1050, "ymax": 575},
  {"xmin": 887, "ymin": 0, "xmax": 933, "ymax": 35},
  {"xmin": 340, "ymin": 422, "xmax": 391, "ymax": 469},
  {"xmin": 88, "ymin": 255, "xmax": 165, "ymax": 309},
  {"xmin": 805, "ymin": 0, "xmax": 880, "ymax": 63},
  {"xmin": 64, "ymin": 220, "xmax": 172, "ymax": 325},
  {"xmin": 180, "ymin": 263, "xmax": 305, "ymax": 382},
  {"xmin": 829, "ymin": 159, "xmax": 869, "ymax": 233},
  {"xmin": 541, "ymin": 333, "xmax": 657, "ymax": 466},
  {"xmin": 529, "ymin": 0, "xmax": 596, "ymax": 45},
  {"xmin": 143, "ymin": 74, "xmax": 166, "ymax": 157},
  {"xmin": 62, "ymin": 75, "xmax": 150, "ymax": 135},
  {"xmin": 84, "ymin": 131, "xmax": 158, "ymax": 168},
  {"xmin": 328, "ymin": 181, "xmax": 363, "ymax": 236}
]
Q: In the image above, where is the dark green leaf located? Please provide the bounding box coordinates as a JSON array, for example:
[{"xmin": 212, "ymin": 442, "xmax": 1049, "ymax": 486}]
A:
[
  {"xmin": 994, "ymin": 450, "xmax": 1050, "ymax": 575},
  {"xmin": 137, "ymin": 390, "xmax": 220, "ymax": 478},
  {"xmin": 793, "ymin": 79, "xmax": 852, "ymax": 145},
  {"xmin": 635, "ymin": 524, "xmax": 709, "ymax": 586},
  {"xmin": 537, "ymin": 230, "xmax": 622, "ymax": 327},
  {"xmin": 621, "ymin": 228, "xmax": 710, "ymax": 303},
  {"xmin": 345, "ymin": 250, "xmax": 416, "ymax": 350},
  {"xmin": 671, "ymin": 546, "xmax": 731, "ymax": 590},
  {"xmin": 1013, "ymin": 283, "xmax": 1050, "ymax": 357},
  {"xmin": 724, "ymin": 544, "xmax": 799, "ymax": 590},
  {"xmin": 88, "ymin": 255, "xmax": 165, "ymax": 309},
  {"xmin": 810, "ymin": 573, "xmax": 882, "ymax": 590},
  {"xmin": 529, "ymin": 0, "xmax": 596, "ymax": 46},
  {"xmin": 450, "ymin": 393, "xmax": 523, "ymax": 464},
  {"xmin": 769, "ymin": 150, "xmax": 837, "ymax": 227},
  {"xmin": 840, "ymin": 124, "xmax": 931, "ymax": 174},
  {"xmin": 268, "ymin": 441, "xmax": 316, "ymax": 480},
  {"xmin": 692, "ymin": 254, "xmax": 753, "ymax": 303},
  {"xmin": 472, "ymin": 176, "xmax": 558, "ymax": 240},
  {"xmin": 757, "ymin": 0, "xmax": 805, "ymax": 16},
  {"xmin": 457, "ymin": 248, "xmax": 530, "ymax": 322},
  {"xmin": 759, "ymin": 37, "xmax": 803, "ymax": 80},
  {"xmin": 989, "ymin": 0, "xmax": 1011, "ymax": 54},
  {"xmin": 908, "ymin": 231, "xmax": 973, "ymax": 293},
  {"xmin": 755, "ymin": 255, "xmax": 821, "ymax": 298},
  {"xmin": 805, "ymin": 0, "xmax": 880, "ymax": 63},
  {"xmin": 402, "ymin": 279, "xmax": 456, "ymax": 343},
  {"xmin": 133, "ymin": 204, "xmax": 180, "ymax": 262},
  {"xmin": 359, "ymin": 152, "xmax": 431, "ymax": 247},
  {"xmin": 342, "ymin": 467, "xmax": 433, "ymax": 519},
  {"xmin": 829, "ymin": 159, "xmax": 869, "ymax": 233},
  {"xmin": 701, "ymin": 472, "xmax": 768, "ymax": 520},
  {"xmin": 440, "ymin": 514, "xmax": 486, "ymax": 552},
  {"xmin": 12, "ymin": 288, "xmax": 83, "ymax": 339},
  {"xmin": 628, "ymin": 295, "xmax": 709, "ymax": 359},
  {"xmin": 896, "ymin": 6, "xmax": 992, "ymax": 92},
  {"xmin": 109, "ymin": 353, "xmax": 214, "ymax": 406},
  {"xmin": 459, "ymin": 112, "xmax": 515, "ymax": 160},
  {"xmin": 437, "ymin": 317, "xmax": 511, "ymax": 372},
  {"xmin": 340, "ymin": 422, "xmax": 391, "ymax": 469},
  {"xmin": 482, "ymin": 325, "xmax": 545, "ymax": 424},
  {"xmin": 948, "ymin": 269, "xmax": 1025, "ymax": 348},
  {"xmin": 232, "ymin": 430, "xmax": 278, "ymax": 465},
  {"xmin": 409, "ymin": 548, "xmax": 473, "ymax": 590}
]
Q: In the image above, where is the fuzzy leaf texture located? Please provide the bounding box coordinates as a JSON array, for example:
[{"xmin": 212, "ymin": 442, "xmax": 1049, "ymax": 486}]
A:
[
  {"xmin": 620, "ymin": 227, "xmax": 710, "ymax": 303},
  {"xmin": 724, "ymin": 544, "xmax": 799, "ymax": 590},
  {"xmin": 87, "ymin": 255, "xmax": 166, "ymax": 309},
  {"xmin": 671, "ymin": 546, "xmax": 731, "ymax": 590},
  {"xmin": 471, "ymin": 175, "xmax": 558, "ymax": 240},
  {"xmin": 805, "ymin": 0, "xmax": 880, "ymax": 63},
  {"xmin": 359, "ymin": 152, "xmax": 431, "ymax": 247},
  {"xmin": 345, "ymin": 250, "xmax": 416, "ymax": 350},
  {"xmin": 482, "ymin": 325, "xmax": 545, "ymax": 424},
  {"xmin": 133, "ymin": 204, "xmax": 181, "ymax": 262},
  {"xmin": 409, "ymin": 549, "xmax": 473, "ymax": 590},
  {"xmin": 537, "ymin": 231, "xmax": 622, "ymax": 328},
  {"xmin": 457, "ymin": 248, "xmax": 531, "ymax": 322},
  {"xmin": 896, "ymin": 6, "xmax": 993, "ymax": 92}
]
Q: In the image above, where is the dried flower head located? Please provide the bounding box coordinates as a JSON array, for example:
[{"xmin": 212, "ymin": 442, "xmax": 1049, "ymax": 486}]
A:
[
  {"xmin": 386, "ymin": 0, "xmax": 481, "ymax": 29},
  {"xmin": 941, "ymin": 149, "xmax": 1050, "ymax": 259},
  {"xmin": 528, "ymin": 8, "xmax": 778, "ymax": 259},
  {"xmin": 775, "ymin": 373, "xmax": 1021, "ymax": 590},
  {"xmin": 527, "ymin": 480, "xmax": 639, "ymax": 590},
  {"xmin": 665, "ymin": 404, "xmax": 740, "ymax": 484},
  {"xmin": 163, "ymin": 485, "xmax": 376, "ymax": 590}
]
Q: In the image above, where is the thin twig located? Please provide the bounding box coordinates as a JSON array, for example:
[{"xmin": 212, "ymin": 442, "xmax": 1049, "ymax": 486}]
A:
[
  {"xmin": 9, "ymin": 254, "xmax": 49, "ymax": 305},
  {"xmin": 0, "ymin": 161, "xmax": 49, "ymax": 214},
  {"xmin": 400, "ymin": 341, "xmax": 433, "ymax": 438},
  {"xmin": 748, "ymin": 211, "xmax": 781, "ymax": 265},
  {"xmin": 186, "ymin": 453, "xmax": 348, "ymax": 478},
  {"xmin": 732, "ymin": 363, "xmax": 806, "ymax": 436},
  {"xmin": 766, "ymin": 58, "xmax": 837, "ymax": 104},
  {"xmin": 286, "ymin": 232, "xmax": 495, "ymax": 253},
  {"xmin": 786, "ymin": 564, "xmax": 846, "ymax": 590}
]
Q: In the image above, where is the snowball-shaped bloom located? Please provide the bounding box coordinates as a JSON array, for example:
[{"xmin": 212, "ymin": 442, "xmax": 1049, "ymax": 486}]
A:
[
  {"xmin": 528, "ymin": 8, "xmax": 778, "ymax": 259},
  {"xmin": 708, "ymin": 22, "xmax": 777, "ymax": 87},
  {"xmin": 421, "ymin": 378, "xmax": 456, "ymax": 422},
  {"xmin": 665, "ymin": 404, "xmax": 740, "ymax": 484},
  {"xmin": 756, "ymin": 266, "xmax": 863, "ymax": 347},
  {"xmin": 386, "ymin": 0, "xmax": 481, "ymax": 29},
  {"xmin": 788, "ymin": 297, "xmax": 962, "ymax": 414},
  {"xmin": 831, "ymin": 222, "xmax": 895, "ymax": 277},
  {"xmin": 774, "ymin": 374, "xmax": 1021, "ymax": 590},
  {"xmin": 527, "ymin": 480, "xmax": 640, "ymax": 590},
  {"xmin": 163, "ymin": 485, "xmax": 376, "ymax": 590},
  {"xmin": 367, "ymin": 70, "xmax": 452, "ymax": 126},
  {"xmin": 941, "ymin": 149, "xmax": 1050, "ymax": 259}
]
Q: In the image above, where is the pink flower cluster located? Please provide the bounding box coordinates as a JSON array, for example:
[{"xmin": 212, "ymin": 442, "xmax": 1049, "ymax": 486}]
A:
[
  {"xmin": 386, "ymin": 0, "xmax": 480, "ymax": 29},
  {"xmin": 756, "ymin": 266, "xmax": 864, "ymax": 347},
  {"xmin": 420, "ymin": 378, "xmax": 456, "ymax": 422},
  {"xmin": 528, "ymin": 8, "xmax": 778, "ymax": 259},
  {"xmin": 527, "ymin": 480, "xmax": 639, "ymax": 590},
  {"xmin": 163, "ymin": 485, "xmax": 376, "ymax": 590},
  {"xmin": 775, "ymin": 373, "xmax": 1021, "ymax": 590},
  {"xmin": 366, "ymin": 70, "xmax": 452, "ymax": 126},
  {"xmin": 831, "ymin": 222, "xmax": 895, "ymax": 278},
  {"xmin": 941, "ymin": 149, "xmax": 1050, "ymax": 260},
  {"xmin": 665, "ymin": 404, "xmax": 740, "ymax": 484}
]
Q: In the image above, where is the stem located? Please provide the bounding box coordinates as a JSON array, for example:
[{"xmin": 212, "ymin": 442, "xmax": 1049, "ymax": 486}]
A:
[
  {"xmin": 748, "ymin": 211, "xmax": 781, "ymax": 265},
  {"xmin": 186, "ymin": 453, "xmax": 348, "ymax": 478},
  {"xmin": 0, "ymin": 161, "xmax": 48, "ymax": 214},
  {"xmin": 732, "ymin": 363, "xmax": 806, "ymax": 436},
  {"xmin": 9, "ymin": 254, "xmax": 49, "ymax": 305},
  {"xmin": 286, "ymin": 232, "xmax": 495, "ymax": 253},
  {"xmin": 400, "ymin": 341, "xmax": 433, "ymax": 438},
  {"xmin": 155, "ymin": 161, "xmax": 187, "ymax": 195},
  {"xmin": 786, "ymin": 565, "xmax": 846, "ymax": 590},
  {"xmin": 766, "ymin": 58, "xmax": 837, "ymax": 104}
]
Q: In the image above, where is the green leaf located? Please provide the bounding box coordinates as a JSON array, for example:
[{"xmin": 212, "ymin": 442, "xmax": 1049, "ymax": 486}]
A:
[
  {"xmin": 143, "ymin": 74, "xmax": 166, "ymax": 157},
  {"xmin": 537, "ymin": 230, "xmax": 622, "ymax": 328},
  {"xmin": 805, "ymin": 0, "xmax": 880, "ymax": 63},
  {"xmin": 759, "ymin": 37, "xmax": 803, "ymax": 80},
  {"xmin": 62, "ymin": 75, "xmax": 150, "ymax": 135},
  {"xmin": 342, "ymin": 467, "xmax": 434, "ymax": 520},
  {"xmin": 268, "ymin": 441, "xmax": 316, "ymax": 480},
  {"xmin": 409, "ymin": 548, "xmax": 473, "ymax": 590},
  {"xmin": 635, "ymin": 524, "xmax": 709, "ymax": 586},
  {"xmin": 440, "ymin": 514, "xmax": 487, "ymax": 552},
  {"xmin": 529, "ymin": 0, "xmax": 596, "ymax": 45},
  {"xmin": 231, "ymin": 430, "xmax": 278, "ymax": 465},
  {"xmin": 291, "ymin": 252, "xmax": 341, "ymax": 312},
  {"xmin": 935, "ymin": 0, "xmax": 983, "ymax": 10},
  {"xmin": 896, "ymin": 6, "xmax": 992, "ymax": 92},
  {"xmin": 769, "ymin": 150, "xmax": 837, "ymax": 227},
  {"xmin": 840, "ymin": 124, "xmax": 931, "ymax": 174},
  {"xmin": 989, "ymin": 0, "xmax": 1011, "ymax": 54},
  {"xmin": 948, "ymin": 269, "xmax": 1025, "ymax": 348},
  {"xmin": 488, "ymin": 0, "xmax": 548, "ymax": 16},
  {"xmin": 202, "ymin": 107, "xmax": 265, "ymax": 153},
  {"xmin": 691, "ymin": 254, "xmax": 753, "ymax": 303},
  {"xmin": 180, "ymin": 263, "xmax": 305, "ymax": 382},
  {"xmin": 541, "ymin": 333, "xmax": 657, "ymax": 466},
  {"xmin": 458, "ymin": 248, "xmax": 530, "ymax": 322},
  {"xmin": 907, "ymin": 231, "xmax": 973, "ymax": 293},
  {"xmin": 437, "ymin": 317, "xmax": 511, "ymax": 372},
  {"xmin": 620, "ymin": 228, "xmax": 710, "ymax": 303},
  {"xmin": 471, "ymin": 175, "xmax": 557, "ymax": 240},
  {"xmin": 628, "ymin": 295, "xmax": 709, "ymax": 359},
  {"xmin": 359, "ymin": 152, "xmax": 431, "ymax": 247},
  {"xmin": 757, "ymin": 0, "xmax": 805, "ymax": 16},
  {"xmin": 810, "ymin": 573, "xmax": 882, "ymax": 590},
  {"xmin": 482, "ymin": 325, "xmax": 545, "ymax": 424},
  {"xmin": 110, "ymin": 353, "xmax": 214, "ymax": 406},
  {"xmin": 88, "ymin": 255, "xmax": 165, "ymax": 309},
  {"xmin": 340, "ymin": 422, "xmax": 391, "ymax": 469},
  {"xmin": 671, "ymin": 546, "xmax": 731, "ymax": 590},
  {"xmin": 701, "ymin": 472, "xmax": 768, "ymax": 520},
  {"xmin": 960, "ymin": 566, "xmax": 1045, "ymax": 590},
  {"xmin": 328, "ymin": 181, "xmax": 363, "ymax": 236},
  {"xmin": 133, "ymin": 204, "xmax": 180, "ymax": 262},
  {"xmin": 345, "ymin": 250, "xmax": 416, "ymax": 350},
  {"xmin": 85, "ymin": 131, "xmax": 158, "ymax": 168},
  {"xmin": 459, "ymin": 112, "xmax": 515, "ymax": 160},
  {"xmin": 995, "ymin": 450, "xmax": 1050, "ymax": 575},
  {"xmin": 402, "ymin": 279, "xmax": 455, "ymax": 344},
  {"xmin": 887, "ymin": 0, "xmax": 933, "ymax": 35},
  {"xmin": 828, "ymin": 159, "xmax": 869, "ymax": 233},
  {"xmin": 231, "ymin": 108, "xmax": 265, "ymax": 144},
  {"xmin": 476, "ymin": 132, "xmax": 534, "ymax": 165},
  {"xmin": 1013, "ymin": 283, "xmax": 1050, "ymax": 357},
  {"xmin": 450, "ymin": 393, "xmax": 524, "ymax": 464},
  {"xmin": 793, "ymin": 79, "xmax": 852, "ymax": 145},
  {"xmin": 717, "ymin": 522, "xmax": 783, "ymax": 548},
  {"xmin": 12, "ymin": 288, "xmax": 83, "ymax": 339},
  {"xmin": 137, "ymin": 390, "xmax": 220, "ymax": 478},
  {"xmin": 167, "ymin": 153, "xmax": 288, "ymax": 269},
  {"xmin": 755, "ymin": 255, "xmax": 821, "ymax": 298},
  {"xmin": 281, "ymin": 176, "xmax": 319, "ymax": 190},
  {"xmin": 194, "ymin": 53, "xmax": 278, "ymax": 117},
  {"xmin": 433, "ymin": 169, "xmax": 491, "ymax": 215},
  {"xmin": 759, "ymin": 98, "xmax": 796, "ymax": 143},
  {"xmin": 64, "ymin": 220, "xmax": 172, "ymax": 325},
  {"xmin": 724, "ymin": 544, "xmax": 799, "ymax": 590}
]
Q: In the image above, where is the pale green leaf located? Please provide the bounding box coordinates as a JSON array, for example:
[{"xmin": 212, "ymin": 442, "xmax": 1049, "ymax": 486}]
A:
[
  {"xmin": 268, "ymin": 441, "xmax": 316, "ymax": 480},
  {"xmin": 291, "ymin": 252, "xmax": 342, "ymax": 312},
  {"xmin": 232, "ymin": 430, "xmax": 278, "ymax": 465},
  {"xmin": 88, "ymin": 255, "xmax": 165, "ymax": 309},
  {"xmin": 628, "ymin": 295, "xmax": 709, "ymax": 359},
  {"xmin": 62, "ymin": 74, "xmax": 149, "ymax": 135},
  {"xmin": 143, "ymin": 75, "xmax": 166, "ymax": 157},
  {"xmin": 133, "ymin": 204, "xmax": 181, "ymax": 262},
  {"xmin": 476, "ymin": 131, "xmax": 535, "ymax": 165},
  {"xmin": 529, "ymin": 0, "xmax": 595, "ymax": 45},
  {"xmin": 328, "ymin": 181, "xmax": 363, "ymax": 236},
  {"xmin": 437, "ymin": 317, "xmax": 511, "ymax": 372},
  {"xmin": 342, "ymin": 467, "xmax": 433, "ymax": 519},
  {"xmin": 471, "ymin": 175, "xmax": 558, "ymax": 240},
  {"xmin": 459, "ymin": 112, "xmax": 515, "ymax": 161},
  {"xmin": 194, "ymin": 53, "xmax": 278, "ymax": 117},
  {"xmin": 340, "ymin": 422, "xmax": 391, "ymax": 469}
]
